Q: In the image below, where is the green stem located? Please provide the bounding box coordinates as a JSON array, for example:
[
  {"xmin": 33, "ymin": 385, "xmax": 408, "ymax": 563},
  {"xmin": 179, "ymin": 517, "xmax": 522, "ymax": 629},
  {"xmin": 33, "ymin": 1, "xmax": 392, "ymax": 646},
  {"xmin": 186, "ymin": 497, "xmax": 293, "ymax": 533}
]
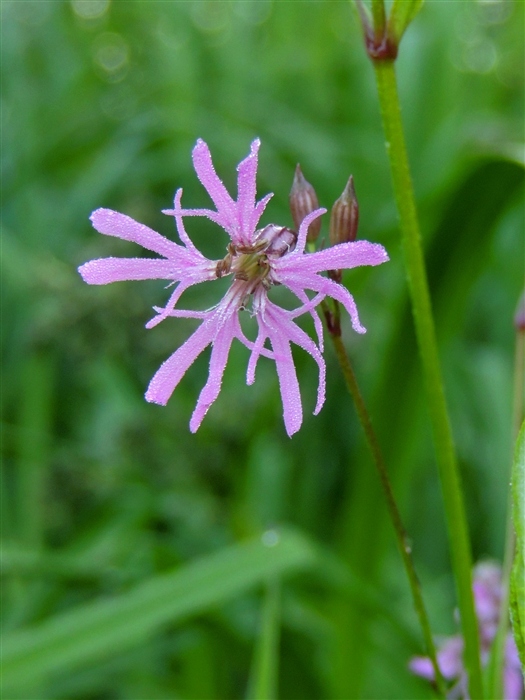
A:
[
  {"xmin": 488, "ymin": 316, "xmax": 525, "ymax": 697},
  {"xmin": 372, "ymin": 59, "xmax": 484, "ymax": 698},
  {"xmin": 327, "ymin": 311, "xmax": 445, "ymax": 697},
  {"xmin": 247, "ymin": 578, "xmax": 281, "ymax": 700},
  {"xmin": 370, "ymin": 0, "xmax": 386, "ymax": 37}
]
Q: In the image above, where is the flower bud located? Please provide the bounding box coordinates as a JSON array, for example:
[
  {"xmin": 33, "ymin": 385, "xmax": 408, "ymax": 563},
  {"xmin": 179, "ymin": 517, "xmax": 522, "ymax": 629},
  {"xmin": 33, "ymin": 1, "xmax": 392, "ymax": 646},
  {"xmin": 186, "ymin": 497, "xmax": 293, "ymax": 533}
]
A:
[
  {"xmin": 289, "ymin": 164, "xmax": 322, "ymax": 243},
  {"xmin": 329, "ymin": 176, "xmax": 359, "ymax": 246}
]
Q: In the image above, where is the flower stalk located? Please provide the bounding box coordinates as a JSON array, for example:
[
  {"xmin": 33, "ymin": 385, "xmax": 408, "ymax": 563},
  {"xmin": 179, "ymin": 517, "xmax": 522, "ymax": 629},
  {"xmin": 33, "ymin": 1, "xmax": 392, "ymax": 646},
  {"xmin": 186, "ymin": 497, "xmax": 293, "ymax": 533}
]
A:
[
  {"xmin": 323, "ymin": 302, "xmax": 446, "ymax": 696},
  {"xmin": 487, "ymin": 292, "xmax": 525, "ymax": 697},
  {"xmin": 371, "ymin": 57, "xmax": 484, "ymax": 698}
]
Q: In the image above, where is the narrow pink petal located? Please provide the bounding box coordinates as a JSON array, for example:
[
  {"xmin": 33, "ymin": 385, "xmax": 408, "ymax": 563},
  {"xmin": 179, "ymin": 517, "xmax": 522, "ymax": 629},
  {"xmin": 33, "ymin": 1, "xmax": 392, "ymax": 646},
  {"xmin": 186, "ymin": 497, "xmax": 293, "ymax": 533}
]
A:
[
  {"xmin": 250, "ymin": 192, "xmax": 274, "ymax": 235},
  {"xmin": 294, "ymin": 208, "xmax": 326, "ymax": 254},
  {"xmin": 145, "ymin": 313, "xmax": 219, "ymax": 406},
  {"xmin": 232, "ymin": 320, "xmax": 274, "ymax": 364},
  {"xmin": 169, "ymin": 189, "xmax": 202, "ymax": 252},
  {"xmin": 192, "ymin": 139, "xmax": 237, "ymax": 222},
  {"xmin": 189, "ymin": 314, "xmax": 238, "ymax": 432},
  {"xmin": 163, "ymin": 205, "xmax": 225, "ymax": 228},
  {"xmin": 280, "ymin": 271, "xmax": 366, "ymax": 333},
  {"xmin": 151, "ymin": 308, "xmax": 212, "ymax": 319},
  {"xmin": 145, "ymin": 276, "xmax": 212, "ymax": 329},
  {"xmin": 90, "ymin": 209, "xmax": 181, "ymax": 258},
  {"xmin": 236, "ymin": 139, "xmax": 259, "ymax": 241},
  {"xmin": 246, "ymin": 289, "xmax": 272, "ymax": 383},
  {"xmin": 266, "ymin": 303, "xmax": 326, "ymax": 415},
  {"xmin": 266, "ymin": 321, "xmax": 303, "ymax": 437},
  {"xmin": 285, "ymin": 283, "xmax": 325, "ymax": 352},
  {"xmin": 78, "ymin": 257, "xmax": 176, "ymax": 285},
  {"xmin": 246, "ymin": 324, "xmax": 269, "ymax": 385},
  {"xmin": 280, "ymin": 240, "xmax": 389, "ymax": 274}
]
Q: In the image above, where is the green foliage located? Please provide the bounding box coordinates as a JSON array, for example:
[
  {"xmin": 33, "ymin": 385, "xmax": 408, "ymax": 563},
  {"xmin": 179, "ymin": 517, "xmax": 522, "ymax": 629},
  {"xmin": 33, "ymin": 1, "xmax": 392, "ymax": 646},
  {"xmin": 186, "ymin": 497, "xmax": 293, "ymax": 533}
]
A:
[
  {"xmin": 388, "ymin": 0, "xmax": 425, "ymax": 46},
  {"xmin": 511, "ymin": 421, "xmax": 525, "ymax": 670},
  {"xmin": 2, "ymin": 1, "xmax": 523, "ymax": 698},
  {"xmin": 1, "ymin": 529, "xmax": 315, "ymax": 693}
]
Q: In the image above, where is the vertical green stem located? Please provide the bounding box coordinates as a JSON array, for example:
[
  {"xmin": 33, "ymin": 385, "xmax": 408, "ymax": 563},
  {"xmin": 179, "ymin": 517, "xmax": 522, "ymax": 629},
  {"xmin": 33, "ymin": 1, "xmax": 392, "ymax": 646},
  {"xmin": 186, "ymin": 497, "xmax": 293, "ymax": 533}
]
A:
[
  {"xmin": 370, "ymin": 0, "xmax": 386, "ymax": 37},
  {"xmin": 488, "ymin": 306, "xmax": 525, "ymax": 697},
  {"xmin": 328, "ymin": 325, "xmax": 445, "ymax": 696},
  {"xmin": 372, "ymin": 59, "xmax": 484, "ymax": 698},
  {"xmin": 247, "ymin": 578, "xmax": 281, "ymax": 700}
]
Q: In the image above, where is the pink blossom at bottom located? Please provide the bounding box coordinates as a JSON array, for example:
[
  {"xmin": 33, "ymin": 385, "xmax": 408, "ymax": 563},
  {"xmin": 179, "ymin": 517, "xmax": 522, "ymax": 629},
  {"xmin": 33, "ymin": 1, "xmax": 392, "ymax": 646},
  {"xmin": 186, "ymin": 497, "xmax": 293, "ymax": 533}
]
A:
[{"xmin": 409, "ymin": 562, "xmax": 524, "ymax": 699}]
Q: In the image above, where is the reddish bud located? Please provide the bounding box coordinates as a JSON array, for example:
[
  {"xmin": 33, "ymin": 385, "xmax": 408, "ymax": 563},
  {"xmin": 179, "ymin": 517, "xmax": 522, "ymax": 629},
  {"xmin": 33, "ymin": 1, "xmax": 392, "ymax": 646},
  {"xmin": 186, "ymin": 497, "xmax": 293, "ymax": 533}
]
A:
[
  {"xmin": 329, "ymin": 176, "xmax": 359, "ymax": 247},
  {"xmin": 289, "ymin": 164, "xmax": 322, "ymax": 243}
]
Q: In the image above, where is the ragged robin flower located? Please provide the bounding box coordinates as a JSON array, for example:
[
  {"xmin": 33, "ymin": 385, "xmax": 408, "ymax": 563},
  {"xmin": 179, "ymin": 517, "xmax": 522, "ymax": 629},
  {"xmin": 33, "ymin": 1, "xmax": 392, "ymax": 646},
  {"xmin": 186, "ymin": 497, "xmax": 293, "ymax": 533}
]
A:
[
  {"xmin": 78, "ymin": 139, "xmax": 388, "ymax": 436},
  {"xmin": 409, "ymin": 562, "xmax": 524, "ymax": 699}
]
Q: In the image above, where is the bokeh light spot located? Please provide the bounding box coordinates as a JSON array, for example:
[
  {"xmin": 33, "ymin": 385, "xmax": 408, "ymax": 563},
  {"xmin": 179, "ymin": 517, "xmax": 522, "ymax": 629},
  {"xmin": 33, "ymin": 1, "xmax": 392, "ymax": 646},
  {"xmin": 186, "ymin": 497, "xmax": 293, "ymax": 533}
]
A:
[
  {"xmin": 72, "ymin": 0, "xmax": 110, "ymax": 20},
  {"xmin": 261, "ymin": 529, "xmax": 280, "ymax": 547},
  {"xmin": 93, "ymin": 33, "xmax": 129, "ymax": 82}
]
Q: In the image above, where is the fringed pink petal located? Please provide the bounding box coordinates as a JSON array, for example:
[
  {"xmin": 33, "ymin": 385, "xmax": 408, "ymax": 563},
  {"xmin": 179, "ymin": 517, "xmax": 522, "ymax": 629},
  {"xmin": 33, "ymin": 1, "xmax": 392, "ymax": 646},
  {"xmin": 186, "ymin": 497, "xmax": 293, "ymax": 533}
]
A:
[
  {"xmin": 145, "ymin": 313, "xmax": 220, "ymax": 406},
  {"xmin": 246, "ymin": 324, "xmax": 269, "ymax": 386},
  {"xmin": 151, "ymin": 308, "xmax": 212, "ymax": 320},
  {"xmin": 265, "ymin": 302, "xmax": 326, "ymax": 416},
  {"xmin": 192, "ymin": 139, "xmax": 237, "ymax": 224},
  {"xmin": 236, "ymin": 139, "xmax": 260, "ymax": 242},
  {"xmin": 250, "ymin": 192, "xmax": 274, "ymax": 236},
  {"xmin": 265, "ymin": 321, "xmax": 303, "ymax": 437},
  {"xmin": 163, "ymin": 187, "xmax": 232, "ymax": 242},
  {"xmin": 189, "ymin": 314, "xmax": 238, "ymax": 432},
  {"xmin": 279, "ymin": 240, "xmax": 389, "ymax": 274},
  {"xmin": 284, "ymin": 283, "xmax": 325, "ymax": 352},
  {"xmin": 294, "ymin": 208, "xmax": 326, "ymax": 255},
  {"xmin": 168, "ymin": 189, "xmax": 202, "ymax": 253},
  {"xmin": 231, "ymin": 318, "xmax": 274, "ymax": 365},
  {"xmin": 90, "ymin": 209, "xmax": 181, "ymax": 258},
  {"xmin": 78, "ymin": 258, "xmax": 176, "ymax": 285},
  {"xmin": 280, "ymin": 271, "xmax": 366, "ymax": 334},
  {"xmin": 163, "ymin": 205, "xmax": 225, "ymax": 228},
  {"xmin": 145, "ymin": 275, "xmax": 213, "ymax": 329}
]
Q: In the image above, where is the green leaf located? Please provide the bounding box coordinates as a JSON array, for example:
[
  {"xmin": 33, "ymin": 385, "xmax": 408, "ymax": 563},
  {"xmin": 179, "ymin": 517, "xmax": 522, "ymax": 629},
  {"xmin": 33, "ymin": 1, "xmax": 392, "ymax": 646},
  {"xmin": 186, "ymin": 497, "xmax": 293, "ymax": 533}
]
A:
[
  {"xmin": 510, "ymin": 419, "xmax": 525, "ymax": 669},
  {"xmin": 388, "ymin": 0, "xmax": 424, "ymax": 44},
  {"xmin": 1, "ymin": 529, "xmax": 317, "ymax": 693}
]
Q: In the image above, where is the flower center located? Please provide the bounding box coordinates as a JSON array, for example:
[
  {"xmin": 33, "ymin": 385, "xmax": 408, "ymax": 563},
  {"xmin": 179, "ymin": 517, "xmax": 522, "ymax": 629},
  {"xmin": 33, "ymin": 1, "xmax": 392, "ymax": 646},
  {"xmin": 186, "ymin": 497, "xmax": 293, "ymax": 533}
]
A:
[{"xmin": 215, "ymin": 224, "xmax": 297, "ymax": 293}]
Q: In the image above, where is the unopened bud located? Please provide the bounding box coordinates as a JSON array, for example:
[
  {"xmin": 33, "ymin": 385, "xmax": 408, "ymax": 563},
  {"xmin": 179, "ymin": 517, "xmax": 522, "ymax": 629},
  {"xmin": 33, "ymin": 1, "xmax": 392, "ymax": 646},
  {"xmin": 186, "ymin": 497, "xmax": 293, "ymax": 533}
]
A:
[
  {"xmin": 289, "ymin": 164, "xmax": 322, "ymax": 243},
  {"xmin": 329, "ymin": 176, "xmax": 359, "ymax": 246},
  {"xmin": 515, "ymin": 291, "xmax": 525, "ymax": 332}
]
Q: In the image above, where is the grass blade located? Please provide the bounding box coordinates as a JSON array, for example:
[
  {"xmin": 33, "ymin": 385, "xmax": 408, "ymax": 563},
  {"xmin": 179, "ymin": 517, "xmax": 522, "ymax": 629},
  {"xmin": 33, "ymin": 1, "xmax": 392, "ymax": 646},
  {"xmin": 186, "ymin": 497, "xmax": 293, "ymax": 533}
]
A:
[
  {"xmin": 1, "ymin": 529, "xmax": 316, "ymax": 692},
  {"xmin": 247, "ymin": 578, "xmax": 281, "ymax": 700},
  {"xmin": 510, "ymin": 420, "xmax": 525, "ymax": 668}
]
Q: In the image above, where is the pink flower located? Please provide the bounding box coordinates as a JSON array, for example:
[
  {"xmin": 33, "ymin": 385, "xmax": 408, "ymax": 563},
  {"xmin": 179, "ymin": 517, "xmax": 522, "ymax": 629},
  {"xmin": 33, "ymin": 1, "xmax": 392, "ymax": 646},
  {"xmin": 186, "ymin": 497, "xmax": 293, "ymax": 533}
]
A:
[
  {"xmin": 78, "ymin": 139, "xmax": 388, "ymax": 435},
  {"xmin": 409, "ymin": 562, "xmax": 524, "ymax": 699}
]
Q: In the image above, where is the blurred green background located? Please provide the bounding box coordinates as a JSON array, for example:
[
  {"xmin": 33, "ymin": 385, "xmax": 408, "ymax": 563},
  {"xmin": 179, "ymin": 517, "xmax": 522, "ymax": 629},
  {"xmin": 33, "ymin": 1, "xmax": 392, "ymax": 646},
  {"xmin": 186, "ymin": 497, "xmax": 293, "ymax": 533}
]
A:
[{"xmin": 2, "ymin": 1, "xmax": 524, "ymax": 698}]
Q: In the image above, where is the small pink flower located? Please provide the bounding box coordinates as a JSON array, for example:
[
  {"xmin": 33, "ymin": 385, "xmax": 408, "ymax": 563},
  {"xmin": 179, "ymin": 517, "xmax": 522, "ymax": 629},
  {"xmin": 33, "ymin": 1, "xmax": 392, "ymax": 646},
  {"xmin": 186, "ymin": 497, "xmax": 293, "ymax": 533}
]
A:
[
  {"xmin": 409, "ymin": 562, "xmax": 524, "ymax": 699},
  {"xmin": 79, "ymin": 139, "xmax": 388, "ymax": 435}
]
